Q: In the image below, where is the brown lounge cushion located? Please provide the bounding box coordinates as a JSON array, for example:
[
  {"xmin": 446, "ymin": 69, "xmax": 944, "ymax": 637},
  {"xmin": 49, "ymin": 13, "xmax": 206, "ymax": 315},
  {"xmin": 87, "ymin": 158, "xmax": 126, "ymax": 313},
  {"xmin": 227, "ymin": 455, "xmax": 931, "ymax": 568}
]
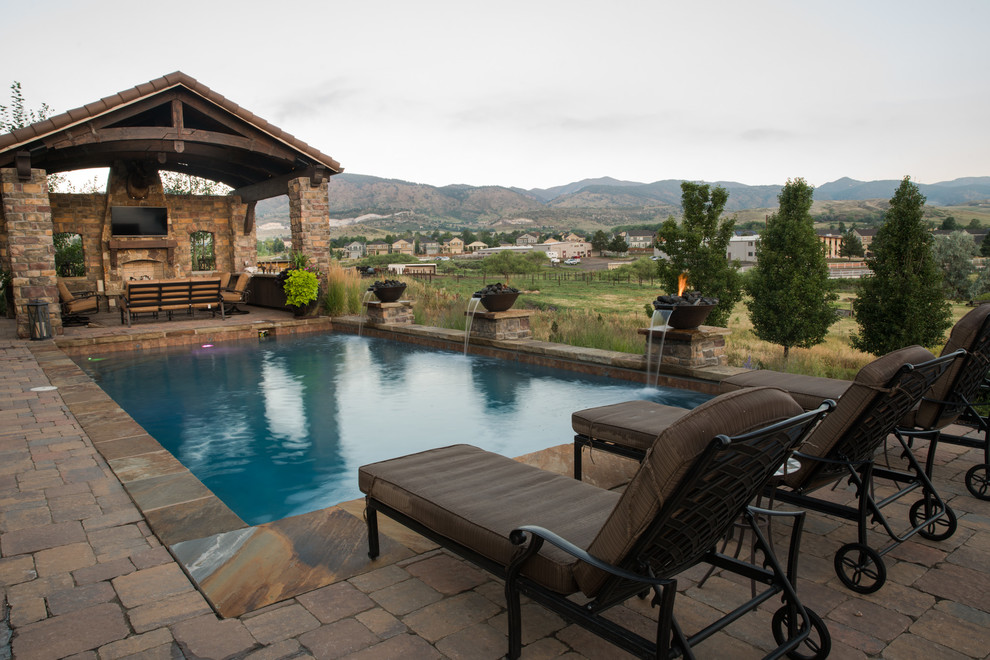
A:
[
  {"xmin": 360, "ymin": 387, "xmax": 803, "ymax": 598},
  {"xmin": 720, "ymin": 370, "xmax": 851, "ymax": 411},
  {"xmin": 571, "ymin": 400, "xmax": 692, "ymax": 451}
]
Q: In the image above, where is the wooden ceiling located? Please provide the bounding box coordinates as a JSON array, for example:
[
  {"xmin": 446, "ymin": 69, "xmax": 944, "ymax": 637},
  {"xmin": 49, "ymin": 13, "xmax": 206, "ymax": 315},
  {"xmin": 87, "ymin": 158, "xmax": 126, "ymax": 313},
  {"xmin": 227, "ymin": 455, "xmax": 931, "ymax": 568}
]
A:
[{"xmin": 0, "ymin": 72, "xmax": 343, "ymax": 201}]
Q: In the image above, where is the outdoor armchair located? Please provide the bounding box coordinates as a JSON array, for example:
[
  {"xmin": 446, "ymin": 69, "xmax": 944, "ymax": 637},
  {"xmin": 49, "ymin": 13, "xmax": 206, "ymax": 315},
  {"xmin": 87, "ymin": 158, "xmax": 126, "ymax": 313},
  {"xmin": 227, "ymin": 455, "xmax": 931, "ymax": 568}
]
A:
[
  {"xmin": 360, "ymin": 387, "xmax": 833, "ymax": 659},
  {"xmin": 57, "ymin": 280, "xmax": 98, "ymax": 316}
]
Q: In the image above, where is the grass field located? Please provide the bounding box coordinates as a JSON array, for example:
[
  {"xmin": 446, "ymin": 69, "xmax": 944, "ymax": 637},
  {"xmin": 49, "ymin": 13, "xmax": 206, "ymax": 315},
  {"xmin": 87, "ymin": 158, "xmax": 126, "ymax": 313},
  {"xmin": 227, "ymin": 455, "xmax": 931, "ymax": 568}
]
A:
[{"xmin": 393, "ymin": 271, "xmax": 971, "ymax": 380}]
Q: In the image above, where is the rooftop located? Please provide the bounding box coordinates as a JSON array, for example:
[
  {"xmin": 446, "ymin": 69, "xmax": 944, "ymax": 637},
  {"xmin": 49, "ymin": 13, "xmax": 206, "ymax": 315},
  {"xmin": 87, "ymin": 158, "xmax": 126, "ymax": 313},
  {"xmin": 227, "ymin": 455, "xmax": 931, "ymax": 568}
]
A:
[{"xmin": 1, "ymin": 310, "xmax": 989, "ymax": 658}]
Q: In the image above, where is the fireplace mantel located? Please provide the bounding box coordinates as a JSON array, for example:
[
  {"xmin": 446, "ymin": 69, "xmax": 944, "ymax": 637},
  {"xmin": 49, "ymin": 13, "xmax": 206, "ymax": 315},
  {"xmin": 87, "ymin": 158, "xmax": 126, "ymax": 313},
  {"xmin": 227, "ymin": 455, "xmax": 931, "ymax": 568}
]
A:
[{"xmin": 108, "ymin": 238, "xmax": 178, "ymax": 268}]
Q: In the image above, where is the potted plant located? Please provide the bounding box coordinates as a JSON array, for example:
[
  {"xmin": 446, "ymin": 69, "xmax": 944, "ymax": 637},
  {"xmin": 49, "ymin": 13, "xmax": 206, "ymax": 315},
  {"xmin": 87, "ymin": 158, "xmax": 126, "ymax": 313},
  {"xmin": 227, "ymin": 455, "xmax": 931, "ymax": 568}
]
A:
[{"xmin": 282, "ymin": 253, "xmax": 320, "ymax": 315}]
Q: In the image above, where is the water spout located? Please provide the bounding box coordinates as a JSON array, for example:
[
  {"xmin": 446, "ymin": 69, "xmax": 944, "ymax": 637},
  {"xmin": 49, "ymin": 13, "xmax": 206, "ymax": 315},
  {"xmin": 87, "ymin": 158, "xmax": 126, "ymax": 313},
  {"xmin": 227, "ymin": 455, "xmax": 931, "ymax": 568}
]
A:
[
  {"xmin": 464, "ymin": 297, "xmax": 482, "ymax": 355},
  {"xmin": 645, "ymin": 308, "xmax": 673, "ymax": 388},
  {"xmin": 357, "ymin": 290, "xmax": 376, "ymax": 336}
]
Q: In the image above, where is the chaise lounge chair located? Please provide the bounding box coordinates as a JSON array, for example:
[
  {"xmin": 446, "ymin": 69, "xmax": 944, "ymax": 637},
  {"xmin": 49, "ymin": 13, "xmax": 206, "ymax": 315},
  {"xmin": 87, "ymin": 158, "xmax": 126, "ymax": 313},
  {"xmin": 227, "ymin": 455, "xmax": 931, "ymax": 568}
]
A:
[
  {"xmin": 57, "ymin": 280, "xmax": 98, "ymax": 323},
  {"xmin": 361, "ymin": 387, "xmax": 833, "ymax": 659},
  {"xmin": 720, "ymin": 304, "xmax": 990, "ymax": 500},
  {"xmin": 573, "ymin": 345, "xmax": 964, "ymax": 594}
]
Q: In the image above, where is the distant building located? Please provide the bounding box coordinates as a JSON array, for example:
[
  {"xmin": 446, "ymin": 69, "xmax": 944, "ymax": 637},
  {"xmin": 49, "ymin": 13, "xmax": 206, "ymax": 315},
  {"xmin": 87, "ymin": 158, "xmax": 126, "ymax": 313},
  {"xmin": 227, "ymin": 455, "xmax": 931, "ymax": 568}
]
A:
[
  {"xmin": 419, "ymin": 238, "xmax": 440, "ymax": 255},
  {"xmin": 516, "ymin": 233, "xmax": 540, "ymax": 245},
  {"xmin": 726, "ymin": 234, "xmax": 760, "ymax": 264},
  {"xmin": 392, "ymin": 238, "xmax": 414, "ymax": 256},
  {"xmin": 853, "ymin": 228, "xmax": 877, "ymax": 256},
  {"xmin": 816, "ymin": 230, "xmax": 843, "ymax": 259},
  {"xmin": 443, "ymin": 237, "xmax": 464, "ymax": 254},
  {"xmin": 562, "ymin": 232, "xmax": 584, "ymax": 242},
  {"xmin": 620, "ymin": 229, "xmax": 656, "ymax": 251},
  {"xmin": 466, "ymin": 241, "xmax": 488, "ymax": 253},
  {"xmin": 343, "ymin": 241, "xmax": 365, "ymax": 260},
  {"xmin": 367, "ymin": 241, "xmax": 390, "ymax": 256},
  {"xmin": 532, "ymin": 240, "xmax": 591, "ymax": 260}
]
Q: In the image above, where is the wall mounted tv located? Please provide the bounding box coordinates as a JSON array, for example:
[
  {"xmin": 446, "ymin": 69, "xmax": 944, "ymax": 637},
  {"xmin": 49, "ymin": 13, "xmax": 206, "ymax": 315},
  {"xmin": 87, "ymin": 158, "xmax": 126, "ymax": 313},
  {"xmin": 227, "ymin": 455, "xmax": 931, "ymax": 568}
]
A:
[{"xmin": 110, "ymin": 207, "xmax": 168, "ymax": 237}]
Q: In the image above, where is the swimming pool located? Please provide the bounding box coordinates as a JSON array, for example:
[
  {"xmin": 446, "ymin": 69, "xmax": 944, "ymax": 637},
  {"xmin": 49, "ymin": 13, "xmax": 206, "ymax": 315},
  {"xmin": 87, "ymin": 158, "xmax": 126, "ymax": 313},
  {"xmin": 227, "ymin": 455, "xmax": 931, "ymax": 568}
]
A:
[{"xmin": 77, "ymin": 334, "xmax": 710, "ymax": 524}]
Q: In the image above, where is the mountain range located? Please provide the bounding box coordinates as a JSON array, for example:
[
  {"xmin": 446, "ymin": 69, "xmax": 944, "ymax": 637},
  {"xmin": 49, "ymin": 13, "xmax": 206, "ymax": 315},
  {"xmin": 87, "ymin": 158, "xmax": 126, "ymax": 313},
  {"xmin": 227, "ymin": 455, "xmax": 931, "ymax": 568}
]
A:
[{"xmin": 255, "ymin": 174, "xmax": 990, "ymax": 234}]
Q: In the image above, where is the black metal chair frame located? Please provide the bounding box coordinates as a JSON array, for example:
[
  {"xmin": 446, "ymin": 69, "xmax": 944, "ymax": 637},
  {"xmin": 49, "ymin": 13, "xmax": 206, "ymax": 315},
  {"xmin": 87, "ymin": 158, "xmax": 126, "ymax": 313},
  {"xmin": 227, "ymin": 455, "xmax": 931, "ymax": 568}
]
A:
[
  {"xmin": 366, "ymin": 402, "xmax": 833, "ymax": 660},
  {"xmin": 767, "ymin": 349, "xmax": 964, "ymax": 594},
  {"xmin": 895, "ymin": 310, "xmax": 990, "ymax": 501}
]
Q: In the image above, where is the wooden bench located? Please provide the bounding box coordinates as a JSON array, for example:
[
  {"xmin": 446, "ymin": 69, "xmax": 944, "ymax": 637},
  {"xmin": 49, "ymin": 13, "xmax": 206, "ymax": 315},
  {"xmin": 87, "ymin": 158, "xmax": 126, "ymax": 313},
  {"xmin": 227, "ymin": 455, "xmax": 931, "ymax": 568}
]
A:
[{"xmin": 120, "ymin": 278, "xmax": 225, "ymax": 326}]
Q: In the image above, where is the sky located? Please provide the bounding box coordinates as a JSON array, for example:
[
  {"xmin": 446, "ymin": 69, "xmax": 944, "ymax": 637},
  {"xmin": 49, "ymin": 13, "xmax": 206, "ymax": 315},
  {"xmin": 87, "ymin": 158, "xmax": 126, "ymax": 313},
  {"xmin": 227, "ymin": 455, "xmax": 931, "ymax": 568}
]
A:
[{"xmin": 3, "ymin": 0, "xmax": 988, "ymax": 191}]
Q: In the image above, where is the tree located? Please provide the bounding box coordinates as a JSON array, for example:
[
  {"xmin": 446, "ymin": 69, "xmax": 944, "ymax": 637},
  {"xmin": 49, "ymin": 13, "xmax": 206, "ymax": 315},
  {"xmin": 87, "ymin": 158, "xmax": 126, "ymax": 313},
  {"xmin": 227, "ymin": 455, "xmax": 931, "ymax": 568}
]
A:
[
  {"xmin": 655, "ymin": 182, "xmax": 742, "ymax": 327},
  {"xmin": 160, "ymin": 171, "xmax": 231, "ymax": 195},
  {"xmin": 0, "ymin": 81, "xmax": 51, "ymax": 132},
  {"xmin": 746, "ymin": 179, "xmax": 837, "ymax": 359},
  {"xmin": 607, "ymin": 235, "xmax": 629, "ymax": 254},
  {"xmin": 932, "ymin": 231, "xmax": 977, "ymax": 299},
  {"xmin": 981, "ymin": 231, "xmax": 990, "ymax": 258},
  {"xmin": 591, "ymin": 230, "xmax": 609, "ymax": 256},
  {"xmin": 968, "ymin": 218, "xmax": 982, "ymax": 230},
  {"xmin": 840, "ymin": 230, "xmax": 864, "ymax": 258},
  {"xmin": 941, "ymin": 216, "xmax": 959, "ymax": 231},
  {"xmin": 482, "ymin": 251, "xmax": 541, "ymax": 282},
  {"xmin": 852, "ymin": 177, "xmax": 951, "ymax": 355}
]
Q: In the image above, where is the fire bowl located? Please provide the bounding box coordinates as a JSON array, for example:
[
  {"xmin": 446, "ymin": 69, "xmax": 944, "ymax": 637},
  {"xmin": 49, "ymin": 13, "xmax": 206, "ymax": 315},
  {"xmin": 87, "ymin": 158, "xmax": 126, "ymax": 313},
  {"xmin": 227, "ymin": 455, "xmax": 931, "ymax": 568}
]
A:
[
  {"xmin": 372, "ymin": 284, "xmax": 406, "ymax": 303},
  {"xmin": 477, "ymin": 292, "xmax": 519, "ymax": 312},
  {"xmin": 654, "ymin": 303, "xmax": 715, "ymax": 329}
]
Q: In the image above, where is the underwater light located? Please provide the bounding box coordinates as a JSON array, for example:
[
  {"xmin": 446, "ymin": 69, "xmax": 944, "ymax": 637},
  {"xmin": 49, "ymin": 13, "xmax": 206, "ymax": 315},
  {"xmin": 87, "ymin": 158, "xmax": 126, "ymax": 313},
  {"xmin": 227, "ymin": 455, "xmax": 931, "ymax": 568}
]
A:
[{"xmin": 201, "ymin": 344, "xmax": 214, "ymax": 348}]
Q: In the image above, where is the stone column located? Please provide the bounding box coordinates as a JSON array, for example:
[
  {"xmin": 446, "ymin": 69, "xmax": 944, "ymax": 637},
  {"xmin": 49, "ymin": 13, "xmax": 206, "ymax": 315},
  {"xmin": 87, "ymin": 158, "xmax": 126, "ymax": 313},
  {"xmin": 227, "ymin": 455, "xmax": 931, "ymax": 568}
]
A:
[
  {"xmin": 0, "ymin": 168, "xmax": 63, "ymax": 338},
  {"xmin": 287, "ymin": 177, "xmax": 330, "ymax": 274}
]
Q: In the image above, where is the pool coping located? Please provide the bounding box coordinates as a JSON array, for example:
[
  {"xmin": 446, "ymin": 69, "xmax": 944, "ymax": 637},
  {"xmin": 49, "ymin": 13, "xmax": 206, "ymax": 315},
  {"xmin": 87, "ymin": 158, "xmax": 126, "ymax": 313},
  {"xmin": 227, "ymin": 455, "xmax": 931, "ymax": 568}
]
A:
[{"xmin": 39, "ymin": 316, "xmax": 731, "ymax": 618}]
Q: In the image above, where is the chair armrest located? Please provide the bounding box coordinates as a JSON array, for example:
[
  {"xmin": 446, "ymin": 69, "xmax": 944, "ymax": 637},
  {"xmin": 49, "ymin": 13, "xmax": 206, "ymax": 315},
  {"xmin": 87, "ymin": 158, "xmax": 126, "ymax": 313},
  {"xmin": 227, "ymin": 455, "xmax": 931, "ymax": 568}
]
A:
[{"xmin": 509, "ymin": 525, "xmax": 672, "ymax": 586}]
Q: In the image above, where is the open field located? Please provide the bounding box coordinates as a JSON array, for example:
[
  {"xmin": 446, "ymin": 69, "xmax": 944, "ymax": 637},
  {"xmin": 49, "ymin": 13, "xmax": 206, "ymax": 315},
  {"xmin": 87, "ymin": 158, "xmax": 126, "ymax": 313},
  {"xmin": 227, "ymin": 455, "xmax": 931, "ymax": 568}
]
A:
[{"xmin": 399, "ymin": 271, "xmax": 972, "ymax": 380}]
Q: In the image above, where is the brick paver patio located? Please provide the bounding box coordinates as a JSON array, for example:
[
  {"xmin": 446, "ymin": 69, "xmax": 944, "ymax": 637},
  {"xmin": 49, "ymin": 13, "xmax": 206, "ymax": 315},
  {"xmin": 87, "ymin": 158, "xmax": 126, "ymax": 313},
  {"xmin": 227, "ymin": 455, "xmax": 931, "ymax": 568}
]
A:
[{"xmin": 2, "ymin": 321, "xmax": 990, "ymax": 659}]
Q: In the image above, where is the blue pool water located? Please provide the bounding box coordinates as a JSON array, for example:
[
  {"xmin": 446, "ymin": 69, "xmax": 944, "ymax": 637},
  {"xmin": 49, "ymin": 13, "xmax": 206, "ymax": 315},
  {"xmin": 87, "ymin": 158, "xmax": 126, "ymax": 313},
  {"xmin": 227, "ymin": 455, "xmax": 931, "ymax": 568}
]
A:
[{"xmin": 77, "ymin": 334, "xmax": 711, "ymax": 524}]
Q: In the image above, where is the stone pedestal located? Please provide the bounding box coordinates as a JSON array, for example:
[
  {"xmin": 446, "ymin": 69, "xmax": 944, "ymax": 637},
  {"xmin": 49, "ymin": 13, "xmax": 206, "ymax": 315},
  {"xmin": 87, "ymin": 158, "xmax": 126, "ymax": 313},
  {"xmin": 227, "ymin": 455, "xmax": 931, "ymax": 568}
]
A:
[
  {"xmin": 639, "ymin": 324, "xmax": 729, "ymax": 369},
  {"xmin": 468, "ymin": 309, "xmax": 532, "ymax": 340},
  {"xmin": 366, "ymin": 301, "xmax": 413, "ymax": 325}
]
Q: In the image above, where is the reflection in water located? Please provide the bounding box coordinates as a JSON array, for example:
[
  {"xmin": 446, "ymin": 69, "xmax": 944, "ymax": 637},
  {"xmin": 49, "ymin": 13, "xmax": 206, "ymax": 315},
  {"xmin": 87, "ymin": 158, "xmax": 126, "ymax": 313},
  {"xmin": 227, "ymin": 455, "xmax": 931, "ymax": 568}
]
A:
[
  {"xmin": 77, "ymin": 334, "xmax": 711, "ymax": 524},
  {"xmin": 260, "ymin": 354, "xmax": 309, "ymax": 455}
]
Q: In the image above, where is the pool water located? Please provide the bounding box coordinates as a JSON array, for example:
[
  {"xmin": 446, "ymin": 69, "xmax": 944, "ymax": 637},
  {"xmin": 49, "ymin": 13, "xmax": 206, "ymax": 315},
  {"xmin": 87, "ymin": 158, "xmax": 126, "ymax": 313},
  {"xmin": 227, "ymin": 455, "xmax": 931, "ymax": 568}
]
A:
[{"xmin": 77, "ymin": 334, "xmax": 711, "ymax": 524}]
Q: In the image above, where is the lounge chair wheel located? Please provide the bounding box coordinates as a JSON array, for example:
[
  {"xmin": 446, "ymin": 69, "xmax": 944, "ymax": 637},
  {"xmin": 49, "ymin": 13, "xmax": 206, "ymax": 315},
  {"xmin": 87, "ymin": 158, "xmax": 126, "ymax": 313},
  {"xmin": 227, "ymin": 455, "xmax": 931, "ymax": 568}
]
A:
[
  {"xmin": 771, "ymin": 605, "xmax": 831, "ymax": 660},
  {"xmin": 965, "ymin": 464, "xmax": 990, "ymax": 500},
  {"xmin": 908, "ymin": 499, "xmax": 957, "ymax": 541},
  {"xmin": 834, "ymin": 543, "xmax": 886, "ymax": 594}
]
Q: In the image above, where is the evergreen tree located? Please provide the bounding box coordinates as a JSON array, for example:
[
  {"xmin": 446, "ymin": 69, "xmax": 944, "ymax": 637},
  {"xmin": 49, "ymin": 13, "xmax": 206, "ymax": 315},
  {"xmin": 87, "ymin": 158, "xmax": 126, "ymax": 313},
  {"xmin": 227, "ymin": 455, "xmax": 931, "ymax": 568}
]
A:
[
  {"xmin": 591, "ymin": 230, "xmax": 609, "ymax": 256},
  {"xmin": 980, "ymin": 231, "xmax": 990, "ymax": 258},
  {"xmin": 746, "ymin": 179, "xmax": 837, "ymax": 359},
  {"xmin": 852, "ymin": 177, "xmax": 951, "ymax": 355},
  {"xmin": 607, "ymin": 235, "xmax": 629, "ymax": 254},
  {"xmin": 655, "ymin": 182, "xmax": 742, "ymax": 327},
  {"xmin": 840, "ymin": 230, "xmax": 864, "ymax": 258}
]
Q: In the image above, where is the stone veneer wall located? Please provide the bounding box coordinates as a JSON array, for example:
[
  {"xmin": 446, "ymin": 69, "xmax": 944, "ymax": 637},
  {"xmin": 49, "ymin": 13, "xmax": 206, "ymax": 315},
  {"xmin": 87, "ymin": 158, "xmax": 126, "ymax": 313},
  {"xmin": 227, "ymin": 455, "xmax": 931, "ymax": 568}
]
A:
[
  {"xmin": 0, "ymin": 168, "xmax": 63, "ymax": 338},
  {"xmin": 49, "ymin": 166, "xmax": 255, "ymax": 297},
  {"xmin": 287, "ymin": 177, "xmax": 331, "ymax": 274}
]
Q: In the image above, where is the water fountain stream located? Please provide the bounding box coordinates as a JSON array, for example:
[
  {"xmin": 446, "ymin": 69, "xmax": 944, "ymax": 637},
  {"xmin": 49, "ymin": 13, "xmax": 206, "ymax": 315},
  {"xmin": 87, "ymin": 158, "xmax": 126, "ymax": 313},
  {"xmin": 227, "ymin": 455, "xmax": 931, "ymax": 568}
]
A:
[
  {"xmin": 357, "ymin": 290, "xmax": 376, "ymax": 336},
  {"xmin": 464, "ymin": 297, "xmax": 482, "ymax": 355},
  {"xmin": 645, "ymin": 308, "xmax": 673, "ymax": 388}
]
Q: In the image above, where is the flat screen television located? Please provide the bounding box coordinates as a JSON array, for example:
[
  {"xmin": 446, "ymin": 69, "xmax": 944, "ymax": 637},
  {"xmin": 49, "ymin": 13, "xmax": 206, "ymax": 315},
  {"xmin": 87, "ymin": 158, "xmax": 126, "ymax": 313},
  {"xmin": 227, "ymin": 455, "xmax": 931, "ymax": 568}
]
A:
[{"xmin": 110, "ymin": 207, "xmax": 168, "ymax": 236}]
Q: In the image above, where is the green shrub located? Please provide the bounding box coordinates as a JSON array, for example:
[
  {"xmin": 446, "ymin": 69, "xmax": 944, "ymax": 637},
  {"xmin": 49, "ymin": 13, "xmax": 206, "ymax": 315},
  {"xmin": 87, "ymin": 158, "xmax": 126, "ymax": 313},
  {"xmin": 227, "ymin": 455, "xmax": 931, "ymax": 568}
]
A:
[{"xmin": 283, "ymin": 269, "xmax": 319, "ymax": 307}]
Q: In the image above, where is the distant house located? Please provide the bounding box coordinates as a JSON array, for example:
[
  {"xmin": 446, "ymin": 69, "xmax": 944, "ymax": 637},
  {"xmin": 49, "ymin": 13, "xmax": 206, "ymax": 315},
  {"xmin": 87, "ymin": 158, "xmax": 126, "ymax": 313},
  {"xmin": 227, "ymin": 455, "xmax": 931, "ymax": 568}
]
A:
[
  {"xmin": 419, "ymin": 238, "xmax": 440, "ymax": 255},
  {"xmin": 726, "ymin": 234, "xmax": 759, "ymax": 264},
  {"xmin": 466, "ymin": 241, "xmax": 488, "ymax": 253},
  {"xmin": 853, "ymin": 228, "xmax": 877, "ymax": 256},
  {"xmin": 562, "ymin": 232, "xmax": 584, "ymax": 242},
  {"xmin": 367, "ymin": 241, "xmax": 390, "ymax": 256},
  {"xmin": 392, "ymin": 238, "xmax": 414, "ymax": 256},
  {"xmin": 343, "ymin": 241, "xmax": 365, "ymax": 260},
  {"xmin": 516, "ymin": 233, "xmax": 540, "ymax": 246},
  {"xmin": 620, "ymin": 229, "xmax": 656, "ymax": 250},
  {"xmin": 532, "ymin": 240, "xmax": 591, "ymax": 260},
  {"xmin": 816, "ymin": 230, "xmax": 843, "ymax": 259},
  {"xmin": 443, "ymin": 237, "xmax": 464, "ymax": 254}
]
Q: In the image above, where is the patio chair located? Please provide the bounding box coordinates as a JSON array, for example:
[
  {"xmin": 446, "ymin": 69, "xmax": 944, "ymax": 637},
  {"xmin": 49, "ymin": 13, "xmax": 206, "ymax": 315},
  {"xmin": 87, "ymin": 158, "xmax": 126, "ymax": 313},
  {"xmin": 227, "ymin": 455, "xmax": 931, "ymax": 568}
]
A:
[
  {"xmin": 572, "ymin": 345, "xmax": 964, "ymax": 594},
  {"xmin": 361, "ymin": 388, "xmax": 834, "ymax": 659},
  {"xmin": 720, "ymin": 304, "xmax": 990, "ymax": 500},
  {"xmin": 57, "ymin": 280, "xmax": 98, "ymax": 323},
  {"xmin": 222, "ymin": 273, "xmax": 251, "ymax": 315}
]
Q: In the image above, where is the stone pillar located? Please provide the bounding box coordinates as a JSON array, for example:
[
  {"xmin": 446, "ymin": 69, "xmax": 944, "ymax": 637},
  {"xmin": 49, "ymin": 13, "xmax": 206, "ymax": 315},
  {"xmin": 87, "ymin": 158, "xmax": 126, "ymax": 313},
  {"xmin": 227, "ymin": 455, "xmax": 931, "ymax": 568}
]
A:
[
  {"xmin": 365, "ymin": 301, "xmax": 414, "ymax": 325},
  {"xmin": 0, "ymin": 168, "xmax": 63, "ymax": 338},
  {"xmin": 468, "ymin": 310, "xmax": 533, "ymax": 340},
  {"xmin": 639, "ymin": 325, "xmax": 730, "ymax": 370},
  {"xmin": 287, "ymin": 177, "xmax": 330, "ymax": 274}
]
